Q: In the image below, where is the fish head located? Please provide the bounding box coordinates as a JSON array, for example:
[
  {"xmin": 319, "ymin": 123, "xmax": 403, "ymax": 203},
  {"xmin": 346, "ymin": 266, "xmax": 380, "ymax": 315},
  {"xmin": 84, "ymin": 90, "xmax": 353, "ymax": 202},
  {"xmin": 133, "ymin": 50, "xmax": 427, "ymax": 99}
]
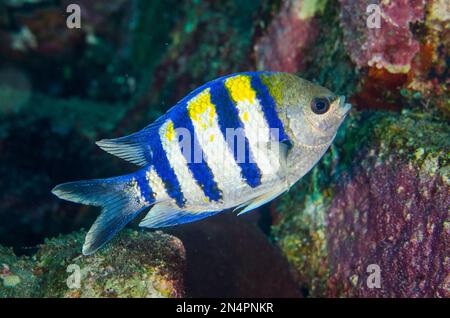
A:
[
  {"xmin": 304, "ymin": 94, "xmax": 352, "ymax": 136},
  {"xmin": 281, "ymin": 75, "xmax": 352, "ymax": 147}
]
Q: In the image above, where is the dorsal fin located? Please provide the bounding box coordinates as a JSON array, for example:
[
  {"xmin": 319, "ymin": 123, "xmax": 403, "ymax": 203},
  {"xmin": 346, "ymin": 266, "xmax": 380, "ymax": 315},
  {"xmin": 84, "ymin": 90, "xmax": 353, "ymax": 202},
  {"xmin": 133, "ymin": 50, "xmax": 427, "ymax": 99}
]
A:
[
  {"xmin": 96, "ymin": 132, "xmax": 149, "ymax": 166},
  {"xmin": 95, "ymin": 73, "xmax": 263, "ymax": 166},
  {"xmin": 96, "ymin": 120, "xmax": 164, "ymax": 166}
]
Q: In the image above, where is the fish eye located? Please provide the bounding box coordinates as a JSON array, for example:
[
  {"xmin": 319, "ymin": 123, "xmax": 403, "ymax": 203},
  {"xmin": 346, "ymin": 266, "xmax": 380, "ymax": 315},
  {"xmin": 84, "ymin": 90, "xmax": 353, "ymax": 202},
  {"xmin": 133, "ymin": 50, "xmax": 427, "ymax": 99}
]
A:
[{"xmin": 311, "ymin": 97, "xmax": 330, "ymax": 115}]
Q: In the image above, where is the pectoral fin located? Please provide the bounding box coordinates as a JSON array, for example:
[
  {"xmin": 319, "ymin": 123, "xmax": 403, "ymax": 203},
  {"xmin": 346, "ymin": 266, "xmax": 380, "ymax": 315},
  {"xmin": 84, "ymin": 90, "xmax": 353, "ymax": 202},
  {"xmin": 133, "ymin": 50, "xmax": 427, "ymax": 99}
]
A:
[
  {"xmin": 233, "ymin": 140, "xmax": 291, "ymax": 216},
  {"xmin": 235, "ymin": 185, "xmax": 287, "ymax": 216}
]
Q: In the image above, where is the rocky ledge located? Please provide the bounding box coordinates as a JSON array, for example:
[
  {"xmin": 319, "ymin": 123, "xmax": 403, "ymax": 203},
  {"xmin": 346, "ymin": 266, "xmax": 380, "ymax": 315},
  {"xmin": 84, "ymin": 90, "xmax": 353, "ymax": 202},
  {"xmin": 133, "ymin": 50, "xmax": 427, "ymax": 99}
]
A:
[
  {"xmin": 0, "ymin": 229, "xmax": 185, "ymax": 298},
  {"xmin": 273, "ymin": 109, "xmax": 449, "ymax": 297}
]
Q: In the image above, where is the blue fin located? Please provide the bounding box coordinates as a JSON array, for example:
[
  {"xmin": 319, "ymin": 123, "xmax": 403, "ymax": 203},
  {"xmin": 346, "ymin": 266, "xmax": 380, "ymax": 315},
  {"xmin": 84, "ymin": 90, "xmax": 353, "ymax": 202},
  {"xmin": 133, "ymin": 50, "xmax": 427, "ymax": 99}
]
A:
[
  {"xmin": 96, "ymin": 137, "xmax": 148, "ymax": 166},
  {"xmin": 139, "ymin": 202, "xmax": 221, "ymax": 228},
  {"xmin": 96, "ymin": 120, "xmax": 165, "ymax": 166},
  {"xmin": 52, "ymin": 175, "xmax": 150, "ymax": 255}
]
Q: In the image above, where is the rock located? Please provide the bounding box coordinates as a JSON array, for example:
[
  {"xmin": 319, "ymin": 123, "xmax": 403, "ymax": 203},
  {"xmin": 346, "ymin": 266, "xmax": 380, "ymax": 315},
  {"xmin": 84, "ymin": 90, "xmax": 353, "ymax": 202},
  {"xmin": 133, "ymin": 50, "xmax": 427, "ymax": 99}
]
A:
[
  {"xmin": 0, "ymin": 246, "xmax": 38, "ymax": 297},
  {"xmin": 0, "ymin": 229, "xmax": 186, "ymax": 298},
  {"xmin": 0, "ymin": 0, "xmax": 448, "ymax": 299},
  {"xmin": 167, "ymin": 212, "xmax": 303, "ymax": 298},
  {"xmin": 272, "ymin": 109, "xmax": 449, "ymax": 297}
]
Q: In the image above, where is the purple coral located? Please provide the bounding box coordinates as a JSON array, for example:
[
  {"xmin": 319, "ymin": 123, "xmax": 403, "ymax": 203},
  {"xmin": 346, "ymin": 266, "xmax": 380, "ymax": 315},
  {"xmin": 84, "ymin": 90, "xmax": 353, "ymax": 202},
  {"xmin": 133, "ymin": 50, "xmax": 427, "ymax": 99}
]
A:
[{"xmin": 326, "ymin": 152, "xmax": 449, "ymax": 297}]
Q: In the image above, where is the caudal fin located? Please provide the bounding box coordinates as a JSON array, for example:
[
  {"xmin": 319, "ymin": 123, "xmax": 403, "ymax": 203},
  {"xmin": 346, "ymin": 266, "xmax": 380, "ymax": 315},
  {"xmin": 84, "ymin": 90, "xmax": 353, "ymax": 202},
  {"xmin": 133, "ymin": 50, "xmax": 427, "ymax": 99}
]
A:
[{"xmin": 52, "ymin": 175, "xmax": 150, "ymax": 255}]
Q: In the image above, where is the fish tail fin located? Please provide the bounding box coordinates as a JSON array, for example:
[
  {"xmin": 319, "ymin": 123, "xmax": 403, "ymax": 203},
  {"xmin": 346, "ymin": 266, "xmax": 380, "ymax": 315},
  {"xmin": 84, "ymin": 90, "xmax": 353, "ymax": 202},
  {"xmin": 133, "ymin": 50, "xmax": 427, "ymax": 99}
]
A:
[{"xmin": 52, "ymin": 174, "xmax": 151, "ymax": 255}]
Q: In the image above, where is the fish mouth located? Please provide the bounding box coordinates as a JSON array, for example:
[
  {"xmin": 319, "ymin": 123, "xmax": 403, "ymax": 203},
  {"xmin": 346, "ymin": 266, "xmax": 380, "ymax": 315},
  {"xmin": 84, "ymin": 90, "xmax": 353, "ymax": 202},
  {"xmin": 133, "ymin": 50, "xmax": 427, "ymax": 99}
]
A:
[{"xmin": 338, "ymin": 95, "xmax": 352, "ymax": 117}]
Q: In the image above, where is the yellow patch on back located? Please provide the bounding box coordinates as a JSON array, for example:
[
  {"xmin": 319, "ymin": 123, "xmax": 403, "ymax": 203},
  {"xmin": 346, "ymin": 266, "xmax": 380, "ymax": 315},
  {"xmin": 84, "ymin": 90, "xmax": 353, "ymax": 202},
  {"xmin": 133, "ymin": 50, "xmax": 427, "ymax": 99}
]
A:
[
  {"xmin": 242, "ymin": 111, "xmax": 249, "ymax": 122},
  {"xmin": 260, "ymin": 74, "xmax": 283, "ymax": 106},
  {"xmin": 209, "ymin": 134, "xmax": 215, "ymax": 142},
  {"xmin": 165, "ymin": 120, "xmax": 175, "ymax": 142},
  {"xmin": 225, "ymin": 75, "xmax": 256, "ymax": 103},
  {"xmin": 187, "ymin": 88, "xmax": 216, "ymax": 130}
]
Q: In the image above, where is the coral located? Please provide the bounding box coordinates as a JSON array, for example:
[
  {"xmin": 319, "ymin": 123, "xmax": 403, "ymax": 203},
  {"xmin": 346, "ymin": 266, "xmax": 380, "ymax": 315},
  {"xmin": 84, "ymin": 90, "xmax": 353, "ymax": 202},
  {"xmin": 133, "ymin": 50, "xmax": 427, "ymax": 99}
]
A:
[
  {"xmin": 0, "ymin": 2, "xmax": 301, "ymax": 299},
  {"xmin": 0, "ymin": 229, "xmax": 186, "ymax": 297},
  {"xmin": 273, "ymin": 109, "xmax": 449, "ymax": 297},
  {"xmin": 340, "ymin": 0, "xmax": 426, "ymax": 74},
  {"xmin": 0, "ymin": 0, "xmax": 448, "ymax": 298},
  {"xmin": 338, "ymin": 0, "xmax": 448, "ymax": 113},
  {"xmin": 254, "ymin": 0, "xmax": 326, "ymax": 73},
  {"xmin": 407, "ymin": 0, "xmax": 450, "ymax": 115}
]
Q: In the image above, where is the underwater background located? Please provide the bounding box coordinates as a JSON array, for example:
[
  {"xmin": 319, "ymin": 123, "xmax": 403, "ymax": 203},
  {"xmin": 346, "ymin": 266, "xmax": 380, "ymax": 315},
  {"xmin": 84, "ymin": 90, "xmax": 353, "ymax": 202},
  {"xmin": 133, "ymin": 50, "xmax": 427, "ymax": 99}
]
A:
[{"xmin": 0, "ymin": 0, "xmax": 448, "ymax": 298}]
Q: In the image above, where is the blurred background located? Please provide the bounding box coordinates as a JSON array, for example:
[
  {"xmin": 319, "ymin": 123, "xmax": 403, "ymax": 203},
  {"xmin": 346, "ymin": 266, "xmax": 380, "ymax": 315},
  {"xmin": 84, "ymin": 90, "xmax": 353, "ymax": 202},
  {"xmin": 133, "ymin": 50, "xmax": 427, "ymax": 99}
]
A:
[{"xmin": 0, "ymin": 0, "xmax": 448, "ymax": 298}]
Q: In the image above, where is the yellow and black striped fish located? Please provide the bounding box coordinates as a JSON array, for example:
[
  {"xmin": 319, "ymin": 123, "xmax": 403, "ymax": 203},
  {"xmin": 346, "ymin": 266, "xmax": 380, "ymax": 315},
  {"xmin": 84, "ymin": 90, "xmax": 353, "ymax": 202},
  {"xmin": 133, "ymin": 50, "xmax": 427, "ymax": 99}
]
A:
[{"xmin": 52, "ymin": 72, "xmax": 351, "ymax": 255}]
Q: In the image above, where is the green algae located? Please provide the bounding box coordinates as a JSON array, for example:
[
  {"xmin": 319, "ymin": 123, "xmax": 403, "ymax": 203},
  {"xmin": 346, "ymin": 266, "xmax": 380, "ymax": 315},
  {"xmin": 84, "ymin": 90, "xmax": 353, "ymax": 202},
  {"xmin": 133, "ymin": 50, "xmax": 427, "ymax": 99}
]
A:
[
  {"xmin": 272, "ymin": 154, "xmax": 335, "ymax": 296},
  {"xmin": 0, "ymin": 246, "xmax": 38, "ymax": 297},
  {"xmin": 0, "ymin": 230, "xmax": 185, "ymax": 298},
  {"xmin": 298, "ymin": 0, "xmax": 327, "ymax": 20}
]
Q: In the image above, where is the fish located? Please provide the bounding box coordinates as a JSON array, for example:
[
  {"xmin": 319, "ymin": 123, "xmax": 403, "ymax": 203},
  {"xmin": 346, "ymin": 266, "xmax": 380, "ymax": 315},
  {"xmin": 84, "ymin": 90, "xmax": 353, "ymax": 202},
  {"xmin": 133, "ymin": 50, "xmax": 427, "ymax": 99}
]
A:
[{"xmin": 52, "ymin": 72, "xmax": 351, "ymax": 255}]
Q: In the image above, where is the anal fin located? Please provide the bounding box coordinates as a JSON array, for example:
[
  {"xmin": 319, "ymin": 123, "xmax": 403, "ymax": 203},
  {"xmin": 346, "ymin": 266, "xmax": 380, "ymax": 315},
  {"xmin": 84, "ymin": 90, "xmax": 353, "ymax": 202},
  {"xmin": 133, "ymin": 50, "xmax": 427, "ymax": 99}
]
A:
[{"xmin": 139, "ymin": 202, "xmax": 221, "ymax": 228}]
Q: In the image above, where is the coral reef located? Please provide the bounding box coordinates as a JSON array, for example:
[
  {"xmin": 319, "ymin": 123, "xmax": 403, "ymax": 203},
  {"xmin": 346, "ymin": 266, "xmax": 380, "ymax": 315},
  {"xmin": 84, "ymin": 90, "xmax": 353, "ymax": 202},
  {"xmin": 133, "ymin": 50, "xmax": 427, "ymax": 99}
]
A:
[
  {"xmin": 261, "ymin": 0, "xmax": 449, "ymax": 298},
  {"xmin": 0, "ymin": 0, "xmax": 448, "ymax": 298},
  {"xmin": 0, "ymin": 229, "xmax": 185, "ymax": 297},
  {"xmin": 0, "ymin": 245, "xmax": 38, "ymax": 297},
  {"xmin": 0, "ymin": 1, "xmax": 299, "ymax": 298},
  {"xmin": 256, "ymin": 0, "xmax": 449, "ymax": 114},
  {"xmin": 273, "ymin": 109, "xmax": 449, "ymax": 297},
  {"xmin": 267, "ymin": 0, "xmax": 449, "ymax": 297}
]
